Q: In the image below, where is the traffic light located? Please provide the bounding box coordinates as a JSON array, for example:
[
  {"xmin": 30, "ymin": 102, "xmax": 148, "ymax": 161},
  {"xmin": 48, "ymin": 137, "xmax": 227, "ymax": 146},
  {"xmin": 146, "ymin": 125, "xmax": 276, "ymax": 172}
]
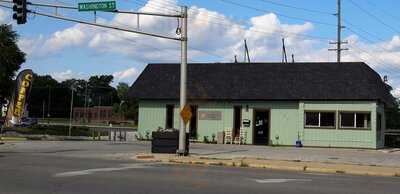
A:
[{"xmin": 12, "ymin": 0, "xmax": 27, "ymax": 25}]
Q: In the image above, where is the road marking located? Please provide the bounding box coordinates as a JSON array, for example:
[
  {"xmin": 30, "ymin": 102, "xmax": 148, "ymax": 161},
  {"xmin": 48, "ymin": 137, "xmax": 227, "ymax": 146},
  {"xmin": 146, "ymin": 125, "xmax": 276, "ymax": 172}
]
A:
[
  {"xmin": 303, "ymin": 172, "xmax": 330, "ymax": 176},
  {"xmin": 252, "ymin": 178, "xmax": 312, "ymax": 183},
  {"xmin": 54, "ymin": 163, "xmax": 152, "ymax": 177}
]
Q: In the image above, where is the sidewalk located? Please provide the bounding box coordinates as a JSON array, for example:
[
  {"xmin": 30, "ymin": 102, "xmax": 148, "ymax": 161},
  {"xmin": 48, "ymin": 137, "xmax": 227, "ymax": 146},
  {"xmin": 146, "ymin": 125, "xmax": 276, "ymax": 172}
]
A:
[
  {"xmin": 187, "ymin": 143, "xmax": 400, "ymax": 167},
  {"xmin": 135, "ymin": 143, "xmax": 400, "ymax": 177}
]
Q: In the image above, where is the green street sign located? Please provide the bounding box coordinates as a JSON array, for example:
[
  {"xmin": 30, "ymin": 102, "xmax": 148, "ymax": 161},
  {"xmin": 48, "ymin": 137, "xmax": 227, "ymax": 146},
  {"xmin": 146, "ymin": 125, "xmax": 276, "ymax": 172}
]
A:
[{"xmin": 78, "ymin": 1, "xmax": 116, "ymax": 12}]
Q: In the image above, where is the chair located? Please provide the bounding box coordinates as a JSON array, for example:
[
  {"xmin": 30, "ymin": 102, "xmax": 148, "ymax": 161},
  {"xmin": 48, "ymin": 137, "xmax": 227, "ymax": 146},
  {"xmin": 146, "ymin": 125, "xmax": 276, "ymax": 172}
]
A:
[{"xmin": 224, "ymin": 128, "xmax": 233, "ymax": 144}]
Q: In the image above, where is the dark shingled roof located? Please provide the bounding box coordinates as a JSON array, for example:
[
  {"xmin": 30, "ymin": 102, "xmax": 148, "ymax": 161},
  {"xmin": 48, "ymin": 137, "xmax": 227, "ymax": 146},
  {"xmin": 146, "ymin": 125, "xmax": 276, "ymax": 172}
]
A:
[{"xmin": 129, "ymin": 62, "xmax": 395, "ymax": 106}]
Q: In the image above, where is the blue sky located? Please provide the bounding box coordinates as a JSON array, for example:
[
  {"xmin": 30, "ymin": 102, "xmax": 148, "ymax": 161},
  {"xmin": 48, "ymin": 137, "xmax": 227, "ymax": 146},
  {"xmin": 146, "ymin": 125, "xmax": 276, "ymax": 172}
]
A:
[{"xmin": 1, "ymin": 0, "xmax": 400, "ymax": 95}]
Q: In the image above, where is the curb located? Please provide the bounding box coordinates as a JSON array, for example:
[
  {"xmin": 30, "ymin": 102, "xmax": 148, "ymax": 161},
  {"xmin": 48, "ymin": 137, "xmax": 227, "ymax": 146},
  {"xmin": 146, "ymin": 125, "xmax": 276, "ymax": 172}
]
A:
[{"xmin": 134, "ymin": 154, "xmax": 400, "ymax": 177}]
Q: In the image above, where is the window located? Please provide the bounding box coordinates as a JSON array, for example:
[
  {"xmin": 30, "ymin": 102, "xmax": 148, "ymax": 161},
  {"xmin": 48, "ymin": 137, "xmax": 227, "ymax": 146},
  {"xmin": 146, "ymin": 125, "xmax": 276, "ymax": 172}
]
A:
[
  {"xmin": 166, "ymin": 105, "xmax": 174, "ymax": 129},
  {"xmin": 340, "ymin": 112, "xmax": 371, "ymax": 129},
  {"xmin": 305, "ymin": 112, "xmax": 335, "ymax": 128}
]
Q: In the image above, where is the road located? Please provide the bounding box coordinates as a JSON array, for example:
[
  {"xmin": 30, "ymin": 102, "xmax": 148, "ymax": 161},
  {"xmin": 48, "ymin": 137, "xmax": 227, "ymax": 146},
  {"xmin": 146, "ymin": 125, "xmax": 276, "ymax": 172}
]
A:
[{"xmin": 0, "ymin": 141, "xmax": 399, "ymax": 194}]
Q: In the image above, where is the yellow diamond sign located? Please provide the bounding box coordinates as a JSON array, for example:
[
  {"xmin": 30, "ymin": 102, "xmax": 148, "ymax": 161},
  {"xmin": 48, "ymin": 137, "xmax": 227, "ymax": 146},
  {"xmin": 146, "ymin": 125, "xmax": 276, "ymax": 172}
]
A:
[{"xmin": 180, "ymin": 105, "xmax": 192, "ymax": 125}]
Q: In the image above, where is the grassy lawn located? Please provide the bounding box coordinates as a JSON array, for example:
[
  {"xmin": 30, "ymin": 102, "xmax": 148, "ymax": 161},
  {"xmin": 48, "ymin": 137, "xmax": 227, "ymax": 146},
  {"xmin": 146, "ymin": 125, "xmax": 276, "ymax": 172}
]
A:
[{"xmin": 38, "ymin": 118, "xmax": 137, "ymax": 128}]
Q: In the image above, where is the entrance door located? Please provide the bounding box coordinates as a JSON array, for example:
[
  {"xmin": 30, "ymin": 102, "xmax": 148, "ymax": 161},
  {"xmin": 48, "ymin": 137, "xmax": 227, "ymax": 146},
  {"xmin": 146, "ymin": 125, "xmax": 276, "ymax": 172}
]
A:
[
  {"xmin": 189, "ymin": 105, "xmax": 198, "ymax": 139},
  {"xmin": 233, "ymin": 106, "xmax": 242, "ymax": 138},
  {"xmin": 253, "ymin": 110, "xmax": 269, "ymax": 145}
]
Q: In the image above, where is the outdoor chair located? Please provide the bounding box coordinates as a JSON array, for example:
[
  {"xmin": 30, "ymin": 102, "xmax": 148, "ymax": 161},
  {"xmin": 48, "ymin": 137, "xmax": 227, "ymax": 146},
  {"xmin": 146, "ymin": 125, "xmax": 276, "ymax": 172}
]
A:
[
  {"xmin": 233, "ymin": 128, "xmax": 247, "ymax": 145},
  {"xmin": 239, "ymin": 128, "xmax": 247, "ymax": 145},
  {"xmin": 224, "ymin": 128, "xmax": 233, "ymax": 144}
]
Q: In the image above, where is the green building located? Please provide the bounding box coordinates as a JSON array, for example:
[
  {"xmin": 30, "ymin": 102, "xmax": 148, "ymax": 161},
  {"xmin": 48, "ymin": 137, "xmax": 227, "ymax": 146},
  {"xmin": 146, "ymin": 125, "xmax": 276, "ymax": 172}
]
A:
[{"xmin": 129, "ymin": 62, "xmax": 395, "ymax": 149}]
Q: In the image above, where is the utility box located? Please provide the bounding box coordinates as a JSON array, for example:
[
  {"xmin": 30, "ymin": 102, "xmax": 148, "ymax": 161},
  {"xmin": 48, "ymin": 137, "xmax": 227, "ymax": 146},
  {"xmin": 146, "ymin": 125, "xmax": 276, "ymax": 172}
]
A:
[{"xmin": 151, "ymin": 131, "xmax": 189, "ymax": 154}]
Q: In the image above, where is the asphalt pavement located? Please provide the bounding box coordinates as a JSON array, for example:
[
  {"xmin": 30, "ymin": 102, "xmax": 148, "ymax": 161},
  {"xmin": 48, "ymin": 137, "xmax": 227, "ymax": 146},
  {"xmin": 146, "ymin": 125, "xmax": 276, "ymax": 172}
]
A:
[{"xmin": 0, "ymin": 141, "xmax": 399, "ymax": 194}]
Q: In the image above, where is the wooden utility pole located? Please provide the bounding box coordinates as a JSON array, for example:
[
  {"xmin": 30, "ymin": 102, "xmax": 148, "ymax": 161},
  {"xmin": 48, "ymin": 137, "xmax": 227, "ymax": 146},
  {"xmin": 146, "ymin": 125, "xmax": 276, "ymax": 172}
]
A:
[{"xmin": 329, "ymin": 0, "xmax": 348, "ymax": 63}]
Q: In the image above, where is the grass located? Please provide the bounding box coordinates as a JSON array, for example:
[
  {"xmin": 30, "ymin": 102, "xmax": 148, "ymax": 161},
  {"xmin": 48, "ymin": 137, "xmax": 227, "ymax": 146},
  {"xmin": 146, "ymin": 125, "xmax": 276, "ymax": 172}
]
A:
[
  {"xmin": 0, "ymin": 137, "xmax": 27, "ymax": 141},
  {"xmin": 38, "ymin": 118, "xmax": 137, "ymax": 128}
]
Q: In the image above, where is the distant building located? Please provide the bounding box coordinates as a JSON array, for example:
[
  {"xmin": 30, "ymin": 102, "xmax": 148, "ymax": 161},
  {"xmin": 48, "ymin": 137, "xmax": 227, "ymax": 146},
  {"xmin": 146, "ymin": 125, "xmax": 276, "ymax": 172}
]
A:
[
  {"xmin": 129, "ymin": 62, "xmax": 395, "ymax": 149},
  {"xmin": 73, "ymin": 106, "xmax": 114, "ymax": 123}
]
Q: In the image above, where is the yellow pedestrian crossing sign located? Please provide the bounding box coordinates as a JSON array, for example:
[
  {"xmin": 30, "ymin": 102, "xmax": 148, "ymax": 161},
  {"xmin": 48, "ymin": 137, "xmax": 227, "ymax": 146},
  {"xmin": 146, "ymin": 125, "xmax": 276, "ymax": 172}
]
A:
[{"xmin": 180, "ymin": 105, "xmax": 192, "ymax": 126}]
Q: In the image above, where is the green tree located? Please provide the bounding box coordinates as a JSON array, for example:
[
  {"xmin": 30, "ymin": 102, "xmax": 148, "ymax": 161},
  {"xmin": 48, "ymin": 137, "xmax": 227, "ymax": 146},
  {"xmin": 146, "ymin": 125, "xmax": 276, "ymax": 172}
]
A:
[
  {"xmin": 0, "ymin": 24, "xmax": 25, "ymax": 104},
  {"xmin": 386, "ymin": 98, "xmax": 400, "ymax": 129},
  {"xmin": 116, "ymin": 82, "xmax": 129, "ymax": 102},
  {"xmin": 33, "ymin": 74, "xmax": 59, "ymax": 88}
]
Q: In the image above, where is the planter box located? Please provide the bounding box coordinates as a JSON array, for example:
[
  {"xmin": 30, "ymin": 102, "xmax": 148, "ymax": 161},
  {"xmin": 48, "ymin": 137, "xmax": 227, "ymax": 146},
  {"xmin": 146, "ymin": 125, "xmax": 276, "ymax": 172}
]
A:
[{"xmin": 151, "ymin": 131, "xmax": 189, "ymax": 154}]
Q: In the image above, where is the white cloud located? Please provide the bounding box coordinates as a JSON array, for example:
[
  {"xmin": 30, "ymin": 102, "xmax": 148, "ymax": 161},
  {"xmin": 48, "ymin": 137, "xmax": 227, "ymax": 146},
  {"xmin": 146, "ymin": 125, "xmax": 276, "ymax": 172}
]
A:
[
  {"xmin": 113, "ymin": 67, "xmax": 140, "ymax": 84},
  {"xmin": 391, "ymin": 88, "xmax": 400, "ymax": 98},
  {"xmin": 51, "ymin": 70, "xmax": 74, "ymax": 82},
  {"xmin": 0, "ymin": 8, "xmax": 9, "ymax": 24},
  {"xmin": 42, "ymin": 24, "xmax": 88, "ymax": 53},
  {"xmin": 16, "ymin": 0, "xmax": 400, "ymax": 95}
]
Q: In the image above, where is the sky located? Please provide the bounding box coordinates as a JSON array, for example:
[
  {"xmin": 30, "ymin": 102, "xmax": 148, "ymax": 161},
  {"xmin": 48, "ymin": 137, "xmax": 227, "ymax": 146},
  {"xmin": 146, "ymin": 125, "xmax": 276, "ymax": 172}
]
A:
[{"xmin": 1, "ymin": 0, "xmax": 400, "ymax": 97}]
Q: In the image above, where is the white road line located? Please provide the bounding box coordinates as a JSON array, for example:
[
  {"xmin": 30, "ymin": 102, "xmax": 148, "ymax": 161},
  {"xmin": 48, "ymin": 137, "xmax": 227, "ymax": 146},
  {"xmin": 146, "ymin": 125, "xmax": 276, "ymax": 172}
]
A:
[
  {"xmin": 252, "ymin": 178, "xmax": 312, "ymax": 183},
  {"xmin": 54, "ymin": 163, "xmax": 152, "ymax": 178},
  {"xmin": 303, "ymin": 172, "xmax": 330, "ymax": 176}
]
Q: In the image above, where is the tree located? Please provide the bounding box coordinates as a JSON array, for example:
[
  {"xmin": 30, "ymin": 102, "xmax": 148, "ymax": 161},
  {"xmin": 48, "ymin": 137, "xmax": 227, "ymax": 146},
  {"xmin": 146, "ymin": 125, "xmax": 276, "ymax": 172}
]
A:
[
  {"xmin": 0, "ymin": 25, "xmax": 25, "ymax": 104},
  {"xmin": 87, "ymin": 75, "xmax": 118, "ymax": 106},
  {"xmin": 116, "ymin": 82, "xmax": 129, "ymax": 102},
  {"xmin": 386, "ymin": 98, "xmax": 400, "ymax": 129}
]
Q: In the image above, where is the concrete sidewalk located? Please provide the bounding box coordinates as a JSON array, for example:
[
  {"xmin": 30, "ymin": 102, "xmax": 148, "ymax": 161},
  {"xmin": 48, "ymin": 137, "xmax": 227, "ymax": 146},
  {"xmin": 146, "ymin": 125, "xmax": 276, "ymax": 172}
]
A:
[
  {"xmin": 136, "ymin": 143, "xmax": 400, "ymax": 177},
  {"xmin": 186, "ymin": 143, "xmax": 400, "ymax": 167}
]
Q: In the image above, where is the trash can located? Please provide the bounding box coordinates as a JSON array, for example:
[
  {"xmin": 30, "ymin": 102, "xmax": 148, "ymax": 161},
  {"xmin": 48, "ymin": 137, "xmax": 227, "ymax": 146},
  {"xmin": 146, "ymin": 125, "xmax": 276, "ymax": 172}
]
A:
[{"xmin": 151, "ymin": 131, "xmax": 189, "ymax": 154}]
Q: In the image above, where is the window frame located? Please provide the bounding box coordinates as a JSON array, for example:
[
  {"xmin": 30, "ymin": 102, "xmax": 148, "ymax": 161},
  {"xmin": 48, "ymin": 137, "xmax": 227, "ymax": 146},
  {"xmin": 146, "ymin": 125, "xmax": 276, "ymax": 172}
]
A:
[
  {"xmin": 339, "ymin": 111, "xmax": 371, "ymax": 130},
  {"xmin": 304, "ymin": 111, "xmax": 336, "ymax": 129}
]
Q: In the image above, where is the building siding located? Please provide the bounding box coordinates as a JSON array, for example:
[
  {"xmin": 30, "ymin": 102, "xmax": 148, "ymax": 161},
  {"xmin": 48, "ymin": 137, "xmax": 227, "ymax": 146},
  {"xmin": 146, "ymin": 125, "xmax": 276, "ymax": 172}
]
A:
[
  {"xmin": 300, "ymin": 101, "xmax": 380, "ymax": 149},
  {"xmin": 138, "ymin": 100, "xmax": 383, "ymax": 148}
]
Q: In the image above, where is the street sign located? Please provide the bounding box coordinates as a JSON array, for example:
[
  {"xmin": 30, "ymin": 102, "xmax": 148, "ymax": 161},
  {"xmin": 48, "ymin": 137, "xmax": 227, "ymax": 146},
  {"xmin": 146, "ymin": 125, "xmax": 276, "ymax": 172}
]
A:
[
  {"xmin": 180, "ymin": 105, "xmax": 192, "ymax": 126},
  {"xmin": 78, "ymin": 1, "xmax": 116, "ymax": 12}
]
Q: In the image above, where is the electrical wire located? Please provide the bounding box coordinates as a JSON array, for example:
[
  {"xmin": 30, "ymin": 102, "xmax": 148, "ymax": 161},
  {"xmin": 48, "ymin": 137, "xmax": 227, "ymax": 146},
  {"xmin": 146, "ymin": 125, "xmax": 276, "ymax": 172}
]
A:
[
  {"xmin": 218, "ymin": 0, "xmax": 336, "ymax": 27},
  {"xmin": 256, "ymin": 0, "xmax": 333, "ymax": 15},
  {"xmin": 347, "ymin": 0, "xmax": 400, "ymax": 34}
]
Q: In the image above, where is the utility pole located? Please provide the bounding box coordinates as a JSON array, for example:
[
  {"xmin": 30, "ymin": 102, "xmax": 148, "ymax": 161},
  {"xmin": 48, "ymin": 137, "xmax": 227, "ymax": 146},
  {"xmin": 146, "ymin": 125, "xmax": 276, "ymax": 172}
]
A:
[
  {"xmin": 282, "ymin": 38, "xmax": 288, "ymax": 63},
  {"xmin": 243, "ymin": 39, "xmax": 250, "ymax": 63},
  {"xmin": 84, "ymin": 81, "xmax": 88, "ymax": 123},
  {"xmin": 47, "ymin": 86, "xmax": 51, "ymax": 117},
  {"xmin": 178, "ymin": 6, "xmax": 188, "ymax": 156},
  {"xmin": 1, "ymin": 0, "xmax": 189, "ymax": 155},
  {"xmin": 68, "ymin": 85, "xmax": 75, "ymax": 137},
  {"xmin": 42, "ymin": 99, "xmax": 45, "ymax": 120},
  {"xmin": 329, "ymin": 0, "xmax": 348, "ymax": 63}
]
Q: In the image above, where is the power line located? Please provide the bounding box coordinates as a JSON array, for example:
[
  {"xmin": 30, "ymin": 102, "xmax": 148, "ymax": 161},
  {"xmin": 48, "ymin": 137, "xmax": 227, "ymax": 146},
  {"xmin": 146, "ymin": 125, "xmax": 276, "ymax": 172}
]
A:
[
  {"xmin": 256, "ymin": 0, "xmax": 333, "ymax": 15},
  {"xmin": 343, "ymin": 18, "xmax": 386, "ymax": 43},
  {"xmin": 218, "ymin": 0, "xmax": 337, "ymax": 27},
  {"xmin": 345, "ymin": 27, "xmax": 400, "ymax": 73},
  {"xmin": 365, "ymin": 0, "xmax": 400, "ymax": 23},
  {"xmin": 347, "ymin": 0, "xmax": 400, "ymax": 34},
  {"xmin": 123, "ymin": 0, "xmax": 334, "ymax": 41}
]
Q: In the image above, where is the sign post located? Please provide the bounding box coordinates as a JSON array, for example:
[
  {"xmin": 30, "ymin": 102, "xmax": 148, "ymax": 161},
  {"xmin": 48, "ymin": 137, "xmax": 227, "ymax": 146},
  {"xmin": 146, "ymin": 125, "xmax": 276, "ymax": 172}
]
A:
[
  {"xmin": 78, "ymin": 1, "xmax": 116, "ymax": 12},
  {"xmin": 177, "ymin": 6, "xmax": 188, "ymax": 156}
]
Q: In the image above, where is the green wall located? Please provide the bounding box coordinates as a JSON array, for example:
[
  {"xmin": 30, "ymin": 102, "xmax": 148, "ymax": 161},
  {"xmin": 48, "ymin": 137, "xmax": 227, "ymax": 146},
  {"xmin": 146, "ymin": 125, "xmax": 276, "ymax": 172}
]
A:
[
  {"xmin": 137, "ymin": 100, "xmax": 384, "ymax": 148},
  {"xmin": 299, "ymin": 101, "xmax": 382, "ymax": 149}
]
